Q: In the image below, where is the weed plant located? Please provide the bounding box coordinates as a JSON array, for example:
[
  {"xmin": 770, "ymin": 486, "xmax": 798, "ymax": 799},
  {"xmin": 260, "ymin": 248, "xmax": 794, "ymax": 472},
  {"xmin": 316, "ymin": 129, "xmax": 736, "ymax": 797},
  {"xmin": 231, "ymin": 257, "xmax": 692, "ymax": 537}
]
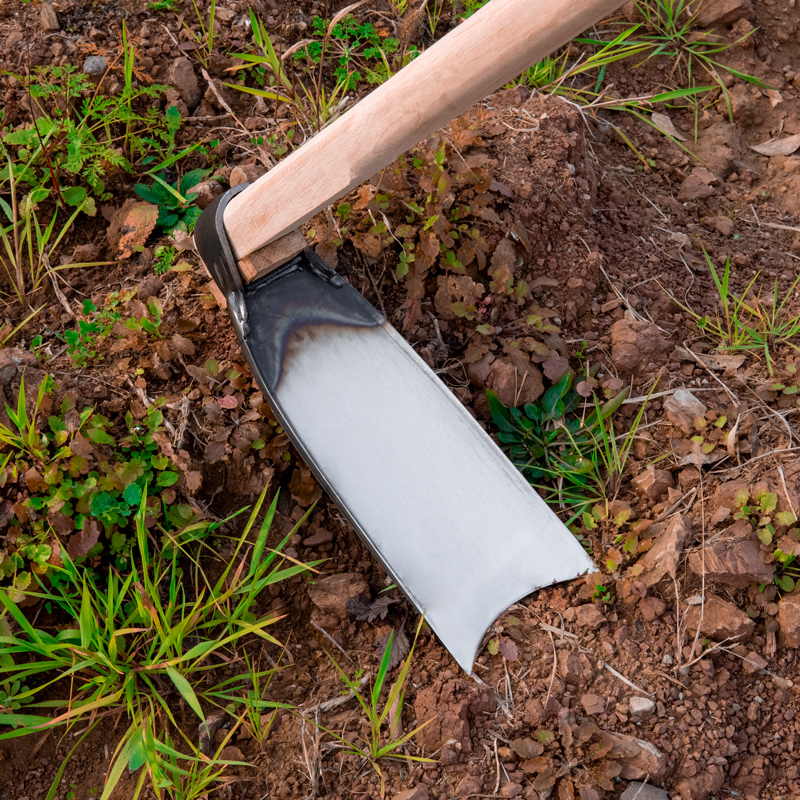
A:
[
  {"xmin": 0, "ymin": 165, "xmax": 104, "ymax": 308},
  {"xmin": 57, "ymin": 288, "xmax": 163, "ymax": 366},
  {"xmin": 631, "ymin": 0, "xmax": 770, "ymax": 129},
  {"xmin": 314, "ymin": 617, "xmax": 433, "ymax": 796},
  {"xmin": 134, "ymin": 169, "xmax": 210, "ymax": 234},
  {"xmin": 0, "ymin": 484, "xmax": 314, "ymax": 799},
  {"xmin": 226, "ymin": 9, "xmax": 353, "ymax": 134},
  {"xmin": 296, "ymin": 15, "xmax": 415, "ymax": 90},
  {"xmin": 0, "ymin": 375, "xmax": 192, "ymax": 597},
  {"xmin": 666, "ymin": 251, "xmax": 800, "ymax": 374},
  {"xmin": 487, "ymin": 369, "xmax": 641, "ymax": 514}
]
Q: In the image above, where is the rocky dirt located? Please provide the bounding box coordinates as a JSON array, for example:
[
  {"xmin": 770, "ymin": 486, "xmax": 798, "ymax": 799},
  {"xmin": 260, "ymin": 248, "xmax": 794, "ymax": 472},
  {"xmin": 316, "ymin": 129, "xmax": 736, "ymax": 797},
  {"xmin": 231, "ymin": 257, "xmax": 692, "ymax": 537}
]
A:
[{"xmin": 2, "ymin": 0, "xmax": 800, "ymax": 798}]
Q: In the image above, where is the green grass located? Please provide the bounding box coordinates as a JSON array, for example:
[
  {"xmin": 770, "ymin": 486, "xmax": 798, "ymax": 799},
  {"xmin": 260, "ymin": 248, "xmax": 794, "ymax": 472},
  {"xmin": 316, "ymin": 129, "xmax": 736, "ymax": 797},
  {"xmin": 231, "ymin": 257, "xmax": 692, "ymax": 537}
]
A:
[
  {"xmin": 0, "ymin": 484, "xmax": 317, "ymax": 799},
  {"xmin": 666, "ymin": 250, "xmax": 800, "ymax": 374},
  {"xmin": 311, "ymin": 617, "xmax": 434, "ymax": 796}
]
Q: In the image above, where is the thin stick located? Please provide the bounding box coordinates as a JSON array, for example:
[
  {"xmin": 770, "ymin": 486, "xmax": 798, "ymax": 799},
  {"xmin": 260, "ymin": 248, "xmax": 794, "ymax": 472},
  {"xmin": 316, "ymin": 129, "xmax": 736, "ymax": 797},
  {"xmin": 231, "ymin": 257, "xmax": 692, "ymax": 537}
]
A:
[
  {"xmin": 778, "ymin": 465, "xmax": 798, "ymax": 519},
  {"xmin": 309, "ymin": 620, "xmax": 354, "ymax": 663},
  {"xmin": 604, "ymin": 663, "xmax": 653, "ymax": 697}
]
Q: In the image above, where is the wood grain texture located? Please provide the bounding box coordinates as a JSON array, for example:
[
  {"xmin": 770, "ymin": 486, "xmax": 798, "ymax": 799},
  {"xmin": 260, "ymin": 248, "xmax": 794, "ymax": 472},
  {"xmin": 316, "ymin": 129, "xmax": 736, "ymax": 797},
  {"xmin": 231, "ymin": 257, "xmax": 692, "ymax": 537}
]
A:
[
  {"xmin": 239, "ymin": 229, "xmax": 306, "ymax": 283},
  {"xmin": 223, "ymin": 0, "xmax": 622, "ymax": 259}
]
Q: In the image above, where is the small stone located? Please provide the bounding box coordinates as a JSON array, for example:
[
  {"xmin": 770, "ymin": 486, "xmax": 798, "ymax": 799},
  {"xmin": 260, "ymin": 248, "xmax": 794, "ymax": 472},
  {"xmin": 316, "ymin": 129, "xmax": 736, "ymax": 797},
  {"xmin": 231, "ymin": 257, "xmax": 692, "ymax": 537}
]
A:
[
  {"xmin": 610, "ymin": 319, "xmax": 670, "ymax": 374},
  {"xmin": 510, "ymin": 738, "xmax": 544, "ymax": 759},
  {"xmin": 639, "ymin": 595, "xmax": 666, "ymax": 622},
  {"xmin": 393, "ymin": 788, "xmax": 428, "ymax": 800},
  {"xmin": 621, "ymin": 782, "xmax": 669, "ymax": 800},
  {"xmin": 6, "ymin": 31, "xmax": 24, "ymax": 48},
  {"xmin": 628, "ymin": 697, "xmax": 656, "ymax": 717},
  {"xmin": 189, "ymin": 180, "xmax": 223, "ymax": 210},
  {"xmin": 169, "ymin": 57, "xmax": 201, "ymax": 109},
  {"xmin": 455, "ymin": 776, "xmax": 483, "ymax": 797},
  {"xmin": 778, "ymin": 589, "xmax": 800, "ymax": 648},
  {"xmin": 632, "ymin": 467, "xmax": 674, "ymax": 501},
  {"xmin": 581, "ymin": 693, "xmax": 605, "ymax": 715},
  {"xmin": 683, "ymin": 594, "xmax": 755, "ymax": 641},
  {"xmin": 741, "ymin": 651, "xmax": 768, "ymax": 674},
  {"xmin": 607, "ymin": 733, "xmax": 668, "ymax": 781},
  {"xmin": 709, "ymin": 216, "xmax": 734, "ymax": 236},
  {"xmin": 215, "ymin": 5, "xmax": 236, "ymax": 22},
  {"xmin": 677, "ymin": 173, "xmax": 716, "ymax": 202},
  {"xmin": 573, "ymin": 603, "xmax": 605, "ymax": 630},
  {"xmin": 82, "ymin": 56, "xmax": 108, "ymax": 77},
  {"xmin": 164, "ymin": 90, "xmax": 189, "ymax": 119},
  {"xmin": 0, "ymin": 349, "xmax": 38, "ymax": 385},
  {"xmin": 230, "ymin": 163, "xmax": 267, "ymax": 186},
  {"xmin": 72, "ymin": 243, "xmax": 99, "ymax": 262},
  {"xmin": 302, "ymin": 527, "xmax": 334, "ymax": 547},
  {"xmin": 636, "ymin": 515, "xmax": 693, "ymax": 587},
  {"xmin": 307, "ymin": 573, "xmax": 368, "ymax": 618},
  {"xmin": 664, "ymin": 389, "xmax": 707, "ymax": 434},
  {"xmin": 688, "ymin": 536, "xmax": 774, "ymax": 588},
  {"xmin": 40, "ymin": 4, "xmax": 60, "ymax": 31},
  {"xmin": 675, "ymin": 766, "xmax": 725, "ymax": 800},
  {"xmin": 694, "ymin": 0, "xmax": 753, "ymax": 27}
]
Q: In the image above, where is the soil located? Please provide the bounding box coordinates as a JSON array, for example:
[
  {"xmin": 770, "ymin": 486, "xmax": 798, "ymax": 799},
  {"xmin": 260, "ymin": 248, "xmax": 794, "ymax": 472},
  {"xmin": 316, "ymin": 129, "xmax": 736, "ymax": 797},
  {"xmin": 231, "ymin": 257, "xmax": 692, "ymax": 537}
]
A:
[{"xmin": 2, "ymin": 0, "xmax": 800, "ymax": 799}]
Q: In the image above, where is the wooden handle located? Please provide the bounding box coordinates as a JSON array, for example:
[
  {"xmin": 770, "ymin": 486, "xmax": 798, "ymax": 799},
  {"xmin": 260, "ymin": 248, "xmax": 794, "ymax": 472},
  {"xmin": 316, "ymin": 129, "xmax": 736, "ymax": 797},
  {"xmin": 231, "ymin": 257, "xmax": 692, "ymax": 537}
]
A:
[{"xmin": 224, "ymin": 0, "xmax": 622, "ymax": 262}]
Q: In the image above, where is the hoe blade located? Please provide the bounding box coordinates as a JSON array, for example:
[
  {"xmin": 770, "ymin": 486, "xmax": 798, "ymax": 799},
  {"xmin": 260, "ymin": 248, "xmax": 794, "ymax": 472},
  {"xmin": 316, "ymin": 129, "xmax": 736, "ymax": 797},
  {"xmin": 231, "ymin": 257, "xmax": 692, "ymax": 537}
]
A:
[{"xmin": 199, "ymin": 239, "xmax": 593, "ymax": 673}]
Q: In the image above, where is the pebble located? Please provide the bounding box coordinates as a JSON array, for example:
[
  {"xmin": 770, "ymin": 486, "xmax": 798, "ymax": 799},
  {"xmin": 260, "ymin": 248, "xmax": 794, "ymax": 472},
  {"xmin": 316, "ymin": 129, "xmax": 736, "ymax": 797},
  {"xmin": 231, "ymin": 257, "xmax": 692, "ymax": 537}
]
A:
[
  {"xmin": 629, "ymin": 697, "xmax": 656, "ymax": 717},
  {"xmin": 621, "ymin": 783, "xmax": 668, "ymax": 800},
  {"xmin": 40, "ymin": 3, "xmax": 60, "ymax": 31},
  {"xmin": 83, "ymin": 56, "xmax": 108, "ymax": 76}
]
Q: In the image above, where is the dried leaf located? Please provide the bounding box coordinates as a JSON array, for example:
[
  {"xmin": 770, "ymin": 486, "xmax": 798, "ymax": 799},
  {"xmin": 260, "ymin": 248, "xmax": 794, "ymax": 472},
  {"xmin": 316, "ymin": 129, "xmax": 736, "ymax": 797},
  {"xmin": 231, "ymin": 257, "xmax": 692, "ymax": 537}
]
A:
[
  {"xmin": 726, "ymin": 415, "xmax": 741, "ymax": 459},
  {"xmin": 542, "ymin": 352, "xmax": 570, "ymax": 382},
  {"xmin": 650, "ymin": 112, "xmax": 686, "ymax": 141},
  {"xmin": 24, "ymin": 467, "xmax": 47, "ymax": 493},
  {"xmin": 185, "ymin": 470, "xmax": 203, "ymax": 494},
  {"xmin": 289, "ymin": 465, "xmax": 322, "ymax": 507},
  {"xmin": 66, "ymin": 519, "xmax": 101, "ymax": 559},
  {"xmin": 346, "ymin": 592, "xmax": 400, "ymax": 622},
  {"xmin": 171, "ymin": 334, "xmax": 196, "ymax": 356},
  {"xmin": 217, "ymin": 395, "xmax": 238, "ymax": 410},
  {"xmin": 511, "ymin": 738, "xmax": 544, "ymax": 759},
  {"xmin": 498, "ymin": 637, "xmax": 519, "ymax": 661},
  {"xmin": 489, "ymin": 179, "xmax": 514, "ymax": 198},
  {"xmin": 748, "ymin": 133, "xmax": 800, "ymax": 156},
  {"xmin": 70, "ymin": 435, "xmax": 94, "ymax": 459},
  {"xmin": 203, "ymin": 440, "xmax": 227, "ymax": 464},
  {"xmin": 116, "ymin": 202, "xmax": 158, "ymax": 258},
  {"xmin": 377, "ymin": 622, "xmax": 410, "ymax": 671}
]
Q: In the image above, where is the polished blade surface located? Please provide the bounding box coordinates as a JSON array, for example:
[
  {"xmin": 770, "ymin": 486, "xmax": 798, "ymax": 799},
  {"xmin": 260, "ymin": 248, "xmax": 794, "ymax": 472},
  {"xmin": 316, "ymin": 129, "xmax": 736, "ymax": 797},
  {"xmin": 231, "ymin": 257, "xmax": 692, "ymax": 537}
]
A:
[{"xmin": 272, "ymin": 322, "xmax": 593, "ymax": 672}]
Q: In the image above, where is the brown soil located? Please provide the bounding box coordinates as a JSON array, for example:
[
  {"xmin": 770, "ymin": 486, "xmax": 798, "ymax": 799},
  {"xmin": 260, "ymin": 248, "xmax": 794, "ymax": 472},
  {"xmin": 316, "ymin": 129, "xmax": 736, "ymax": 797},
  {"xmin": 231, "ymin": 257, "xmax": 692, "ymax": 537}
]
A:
[{"xmin": 2, "ymin": 0, "xmax": 800, "ymax": 799}]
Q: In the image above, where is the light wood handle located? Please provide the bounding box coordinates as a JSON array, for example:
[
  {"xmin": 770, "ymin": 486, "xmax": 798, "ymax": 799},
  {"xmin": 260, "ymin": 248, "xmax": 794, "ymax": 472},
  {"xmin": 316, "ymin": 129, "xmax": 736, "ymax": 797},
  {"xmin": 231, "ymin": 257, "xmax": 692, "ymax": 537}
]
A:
[{"xmin": 224, "ymin": 0, "xmax": 622, "ymax": 262}]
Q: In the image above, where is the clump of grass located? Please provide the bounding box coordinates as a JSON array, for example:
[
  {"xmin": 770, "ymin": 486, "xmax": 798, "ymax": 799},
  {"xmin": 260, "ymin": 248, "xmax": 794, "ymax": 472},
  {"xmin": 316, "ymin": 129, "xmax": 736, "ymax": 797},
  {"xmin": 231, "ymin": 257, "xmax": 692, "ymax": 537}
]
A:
[
  {"xmin": 311, "ymin": 616, "xmax": 433, "ymax": 796},
  {"xmin": 665, "ymin": 250, "xmax": 800, "ymax": 374},
  {"xmin": 0, "ymin": 484, "xmax": 316, "ymax": 799},
  {"xmin": 631, "ymin": 0, "xmax": 771, "ymax": 130}
]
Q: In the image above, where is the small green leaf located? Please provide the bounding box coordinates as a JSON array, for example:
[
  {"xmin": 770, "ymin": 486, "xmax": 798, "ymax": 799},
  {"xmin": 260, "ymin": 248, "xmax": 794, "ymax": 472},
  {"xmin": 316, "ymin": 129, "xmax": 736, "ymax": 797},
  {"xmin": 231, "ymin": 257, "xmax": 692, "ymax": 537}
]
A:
[
  {"xmin": 157, "ymin": 471, "xmax": 179, "ymax": 487},
  {"xmin": 122, "ymin": 482, "xmax": 142, "ymax": 506}
]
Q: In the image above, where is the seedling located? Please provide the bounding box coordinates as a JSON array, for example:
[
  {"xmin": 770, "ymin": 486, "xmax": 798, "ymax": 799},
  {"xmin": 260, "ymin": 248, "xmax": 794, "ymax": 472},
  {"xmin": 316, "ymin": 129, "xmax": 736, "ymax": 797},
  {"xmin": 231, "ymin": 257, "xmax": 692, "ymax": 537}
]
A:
[
  {"xmin": 730, "ymin": 486, "xmax": 799, "ymax": 592},
  {"xmin": 487, "ymin": 368, "xmax": 628, "ymax": 511},
  {"xmin": 768, "ymin": 358, "xmax": 800, "ymax": 407},
  {"xmin": 133, "ymin": 168, "xmax": 210, "ymax": 234},
  {"xmin": 153, "ymin": 245, "xmax": 177, "ymax": 275},
  {"xmin": 666, "ymin": 251, "xmax": 800, "ymax": 375},
  {"xmin": 0, "ymin": 484, "xmax": 315, "ymax": 799},
  {"xmin": 310, "ymin": 617, "xmax": 434, "ymax": 797}
]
